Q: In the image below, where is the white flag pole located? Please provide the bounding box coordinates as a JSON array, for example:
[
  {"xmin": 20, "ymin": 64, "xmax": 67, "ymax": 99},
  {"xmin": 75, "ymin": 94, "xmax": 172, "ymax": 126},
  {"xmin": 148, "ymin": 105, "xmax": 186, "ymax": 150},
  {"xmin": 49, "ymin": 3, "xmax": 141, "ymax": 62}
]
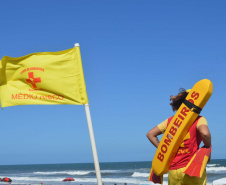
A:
[
  {"xmin": 74, "ymin": 43, "xmax": 102, "ymax": 185},
  {"xmin": 84, "ymin": 104, "xmax": 102, "ymax": 185}
]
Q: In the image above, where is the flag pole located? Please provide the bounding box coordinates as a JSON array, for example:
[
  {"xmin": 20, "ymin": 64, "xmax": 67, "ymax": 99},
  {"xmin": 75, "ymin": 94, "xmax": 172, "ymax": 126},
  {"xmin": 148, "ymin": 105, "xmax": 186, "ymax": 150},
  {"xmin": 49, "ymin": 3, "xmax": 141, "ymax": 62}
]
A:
[
  {"xmin": 84, "ymin": 103, "xmax": 102, "ymax": 185},
  {"xmin": 75, "ymin": 42, "xmax": 102, "ymax": 185}
]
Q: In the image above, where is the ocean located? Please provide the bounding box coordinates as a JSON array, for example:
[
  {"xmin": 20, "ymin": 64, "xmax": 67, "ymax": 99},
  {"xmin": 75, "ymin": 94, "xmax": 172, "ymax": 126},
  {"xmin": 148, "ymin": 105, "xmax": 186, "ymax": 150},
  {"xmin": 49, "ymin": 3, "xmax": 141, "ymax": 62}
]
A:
[{"xmin": 0, "ymin": 160, "xmax": 226, "ymax": 185}]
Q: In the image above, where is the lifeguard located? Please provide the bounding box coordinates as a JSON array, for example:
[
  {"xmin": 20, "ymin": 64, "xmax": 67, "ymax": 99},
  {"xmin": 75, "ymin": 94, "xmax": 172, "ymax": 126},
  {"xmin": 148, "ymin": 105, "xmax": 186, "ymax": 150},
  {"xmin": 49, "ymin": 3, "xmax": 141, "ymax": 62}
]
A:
[{"xmin": 147, "ymin": 79, "xmax": 213, "ymax": 185}]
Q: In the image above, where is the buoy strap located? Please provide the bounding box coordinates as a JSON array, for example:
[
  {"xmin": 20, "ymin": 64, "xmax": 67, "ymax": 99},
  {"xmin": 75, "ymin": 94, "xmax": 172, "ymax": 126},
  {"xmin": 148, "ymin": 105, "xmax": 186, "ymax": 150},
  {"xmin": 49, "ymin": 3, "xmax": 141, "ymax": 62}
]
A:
[{"xmin": 183, "ymin": 99, "xmax": 202, "ymax": 114}]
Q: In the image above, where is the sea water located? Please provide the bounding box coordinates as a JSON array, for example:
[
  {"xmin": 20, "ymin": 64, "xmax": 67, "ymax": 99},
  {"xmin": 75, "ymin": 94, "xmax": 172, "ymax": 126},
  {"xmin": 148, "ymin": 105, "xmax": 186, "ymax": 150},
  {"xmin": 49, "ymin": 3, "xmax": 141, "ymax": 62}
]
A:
[{"xmin": 0, "ymin": 159, "xmax": 226, "ymax": 185}]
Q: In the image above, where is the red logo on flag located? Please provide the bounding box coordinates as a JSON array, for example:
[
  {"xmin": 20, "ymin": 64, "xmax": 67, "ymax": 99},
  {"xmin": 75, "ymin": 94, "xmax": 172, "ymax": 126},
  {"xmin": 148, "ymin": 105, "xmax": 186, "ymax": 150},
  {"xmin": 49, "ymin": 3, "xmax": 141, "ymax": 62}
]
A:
[{"xmin": 26, "ymin": 72, "xmax": 41, "ymax": 89}]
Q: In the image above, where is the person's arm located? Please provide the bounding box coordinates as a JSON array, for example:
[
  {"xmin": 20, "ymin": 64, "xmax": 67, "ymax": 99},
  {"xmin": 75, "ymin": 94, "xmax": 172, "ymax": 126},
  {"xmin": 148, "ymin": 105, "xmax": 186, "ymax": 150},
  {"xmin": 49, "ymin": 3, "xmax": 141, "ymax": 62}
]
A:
[
  {"xmin": 146, "ymin": 126, "xmax": 163, "ymax": 148},
  {"xmin": 197, "ymin": 124, "xmax": 211, "ymax": 148},
  {"xmin": 197, "ymin": 124, "xmax": 211, "ymax": 162}
]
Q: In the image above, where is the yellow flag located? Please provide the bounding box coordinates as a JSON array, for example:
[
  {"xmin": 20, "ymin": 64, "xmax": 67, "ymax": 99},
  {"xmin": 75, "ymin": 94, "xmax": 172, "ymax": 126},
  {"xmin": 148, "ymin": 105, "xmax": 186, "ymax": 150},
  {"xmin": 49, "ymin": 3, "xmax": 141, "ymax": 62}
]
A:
[{"xmin": 0, "ymin": 46, "xmax": 89, "ymax": 108}]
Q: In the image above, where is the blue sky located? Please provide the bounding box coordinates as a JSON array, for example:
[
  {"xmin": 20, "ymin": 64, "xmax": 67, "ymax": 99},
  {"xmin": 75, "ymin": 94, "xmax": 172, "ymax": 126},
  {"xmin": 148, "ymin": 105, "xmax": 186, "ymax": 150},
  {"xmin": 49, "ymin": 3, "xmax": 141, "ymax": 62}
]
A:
[{"xmin": 0, "ymin": 1, "xmax": 225, "ymax": 165}]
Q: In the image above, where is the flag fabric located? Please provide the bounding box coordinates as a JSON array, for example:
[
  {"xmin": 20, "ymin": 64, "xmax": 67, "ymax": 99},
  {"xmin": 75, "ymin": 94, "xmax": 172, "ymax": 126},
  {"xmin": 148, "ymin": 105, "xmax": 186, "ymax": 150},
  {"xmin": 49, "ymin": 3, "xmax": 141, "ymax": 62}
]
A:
[{"xmin": 0, "ymin": 46, "xmax": 88, "ymax": 108}]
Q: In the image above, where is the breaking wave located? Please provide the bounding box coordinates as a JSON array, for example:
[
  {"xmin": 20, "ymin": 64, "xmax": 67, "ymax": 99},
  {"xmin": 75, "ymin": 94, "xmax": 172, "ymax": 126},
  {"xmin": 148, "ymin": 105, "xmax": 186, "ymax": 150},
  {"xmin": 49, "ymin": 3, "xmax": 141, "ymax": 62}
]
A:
[{"xmin": 34, "ymin": 171, "xmax": 91, "ymax": 175}]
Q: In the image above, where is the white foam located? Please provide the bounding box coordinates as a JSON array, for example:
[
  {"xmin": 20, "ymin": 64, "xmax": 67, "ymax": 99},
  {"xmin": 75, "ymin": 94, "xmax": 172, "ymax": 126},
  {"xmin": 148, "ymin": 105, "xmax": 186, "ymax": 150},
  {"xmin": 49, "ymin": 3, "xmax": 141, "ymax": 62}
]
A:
[
  {"xmin": 132, "ymin": 172, "xmax": 150, "ymax": 177},
  {"xmin": 139, "ymin": 180, "xmax": 168, "ymax": 185},
  {"xmin": 213, "ymin": 178, "xmax": 226, "ymax": 185},
  {"xmin": 206, "ymin": 166, "xmax": 226, "ymax": 172},
  {"xmin": 207, "ymin": 164, "xmax": 218, "ymax": 167},
  {"xmin": 163, "ymin": 173, "xmax": 168, "ymax": 178},
  {"xmin": 102, "ymin": 178, "xmax": 168, "ymax": 184},
  {"xmin": 4, "ymin": 176, "xmax": 168, "ymax": 184},
  {"xmin": 34, "ymin": 169, "xmax": 120, "ymax": 176},
  {"xmin": 1, "ymin": 176, "xmax": 215, "ymax": 185},
  {"xmin": 101, "ymin": 170, "xmax": 121, "ymax": 173},
  {"xmin": 5, "ymin": 176, "xmax": 63, "ymax": 182},
  {"xmin": 34, "ymin": 170, "xmax": 91, "ymax": 175},
  {"xmin": 131, "ymin": 172, "xmax": 168, "ymax": 178}
]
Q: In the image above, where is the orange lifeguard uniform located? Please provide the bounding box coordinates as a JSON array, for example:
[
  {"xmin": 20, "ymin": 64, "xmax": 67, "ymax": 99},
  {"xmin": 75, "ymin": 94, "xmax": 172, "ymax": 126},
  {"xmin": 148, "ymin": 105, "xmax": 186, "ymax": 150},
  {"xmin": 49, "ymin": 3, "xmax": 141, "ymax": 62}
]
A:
[
  {"xmin": 157, "ymin": 116, "xmax": 208, "ymax": 185},
  {"xmin": 167, "ymin": 116, "xmax": 203, "ymax": 170}
]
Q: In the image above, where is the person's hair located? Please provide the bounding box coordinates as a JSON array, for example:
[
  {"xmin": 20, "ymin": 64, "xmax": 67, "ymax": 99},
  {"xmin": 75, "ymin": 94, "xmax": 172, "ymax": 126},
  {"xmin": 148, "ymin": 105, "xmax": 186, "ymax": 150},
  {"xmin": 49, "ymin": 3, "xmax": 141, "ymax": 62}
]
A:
[{"xmin": 170, "ymin": 88, "xmax": 188, "ymax": 111}]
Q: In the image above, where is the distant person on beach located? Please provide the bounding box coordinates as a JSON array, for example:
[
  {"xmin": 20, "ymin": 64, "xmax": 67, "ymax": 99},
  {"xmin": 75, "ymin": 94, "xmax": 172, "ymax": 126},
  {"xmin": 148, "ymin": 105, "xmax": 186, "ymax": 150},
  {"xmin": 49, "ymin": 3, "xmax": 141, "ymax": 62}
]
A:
[
  {"xmin": 0, "ymin": 177, "xmax": 12, "ymax": 185},
  {"xmin": 146, "ymin": 88, "xmax": 211, "ymax": 185}
]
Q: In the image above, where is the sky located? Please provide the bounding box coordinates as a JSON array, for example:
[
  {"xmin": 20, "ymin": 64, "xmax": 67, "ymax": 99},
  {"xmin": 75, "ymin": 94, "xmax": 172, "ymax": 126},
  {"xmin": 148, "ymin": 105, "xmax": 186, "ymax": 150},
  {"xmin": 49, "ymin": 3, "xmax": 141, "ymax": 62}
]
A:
[{"xmin": 0, "ymin": 0, "xmax": 226, "ymax": 165}]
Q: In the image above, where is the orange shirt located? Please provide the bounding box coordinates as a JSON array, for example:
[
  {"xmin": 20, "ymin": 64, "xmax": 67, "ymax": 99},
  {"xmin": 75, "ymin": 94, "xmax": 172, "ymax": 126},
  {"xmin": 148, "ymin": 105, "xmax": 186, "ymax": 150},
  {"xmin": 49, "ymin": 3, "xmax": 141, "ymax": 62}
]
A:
[
  {"xmin": 157, "ymin": 116, "xmax": 207, "ymax": 133},
  {"xmin": 157, "ymin": 116, "xmax": 207, "ymax": 170}
]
